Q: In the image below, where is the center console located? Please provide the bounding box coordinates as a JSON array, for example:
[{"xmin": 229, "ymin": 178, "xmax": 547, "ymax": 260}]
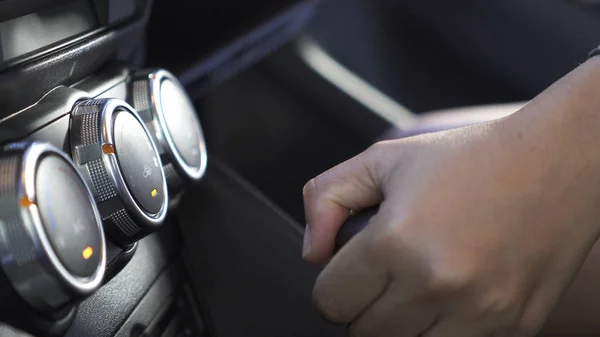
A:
[
  {"xmin": 0, "ymin": 0, "xmax": 344, "ymax": 336},
  {"xmin": 0, "ymin": 65, "xmax": 208, "ymax": 337},
  {"xmin": 0, "ymin": 63, "xmax": 349, "ymax": 337}
]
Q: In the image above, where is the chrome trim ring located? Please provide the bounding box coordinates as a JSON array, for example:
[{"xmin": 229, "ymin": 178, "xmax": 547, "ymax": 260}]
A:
[
  {"xmin": 70, "ymin": 98, "xmax": 169, "ymax": 246},
  {"xmin": 131, "ymin": 69, "xmax": 208, "ymax": 186},
  {"xmin": 0, "ymin": 142, "xmax": 106, "ymax": 311}
]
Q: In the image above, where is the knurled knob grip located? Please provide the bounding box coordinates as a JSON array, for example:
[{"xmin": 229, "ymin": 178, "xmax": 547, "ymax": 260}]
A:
[{"xmin": 70, "ymin": 98, "xmax": 168, "ymax": 247}]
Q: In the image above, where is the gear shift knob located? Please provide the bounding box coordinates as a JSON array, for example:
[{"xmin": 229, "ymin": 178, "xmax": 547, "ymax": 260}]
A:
[{"xmin": 335, "ymin": 206, "xmax": 380, "ymax": 250}]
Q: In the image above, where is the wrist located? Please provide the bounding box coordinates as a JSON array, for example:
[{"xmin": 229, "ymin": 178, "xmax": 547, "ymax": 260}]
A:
[{"xmin": 499, "ymin": 56, "xmax": 600, "ymax": 235}]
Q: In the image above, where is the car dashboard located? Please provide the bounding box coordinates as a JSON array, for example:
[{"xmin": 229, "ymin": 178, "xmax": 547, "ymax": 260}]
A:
[{"xmin": 0, "ymin": 1, "xmax": 329, "ymax": 336}]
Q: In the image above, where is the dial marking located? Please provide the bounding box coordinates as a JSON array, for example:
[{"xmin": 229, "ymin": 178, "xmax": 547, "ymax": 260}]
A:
[
  {"xmin": 143, "ymin": 165, "xmax": 152, "ymax": 178},
  {"xmin": 82, "ymin": 246, "xmax": 94, "ymax": 260},
  {"xmin": 102, "ymin": 143, "xmax": 115, "ymax": 154},
  {"xmin": 19, "ymin": 197, "xmax": 33, "ymax": 208}
]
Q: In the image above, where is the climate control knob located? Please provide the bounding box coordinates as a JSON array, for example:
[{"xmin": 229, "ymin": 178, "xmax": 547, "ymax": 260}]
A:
[
  {"xmin": 0, "ymin": 142, "xmax": 106, "ymax": 311},
  {"xmin": 130, "ymin": 69, "xmax": 207, "ymax": 192},
  {"xmin": 70, "ymin": 98, "xmax": 168, "ymax": 246}
]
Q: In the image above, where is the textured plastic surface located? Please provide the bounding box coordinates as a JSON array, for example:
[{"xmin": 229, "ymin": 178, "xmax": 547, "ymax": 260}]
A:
[
  {"xmin": 111, "ymin": 260, "xmax": 205, "ymax": 337},
  {"xmin": 112, "ymin": 262, "xmax": 182, "ymax": 337},
  {"xmin": 73, "ymin": 65, "xmax": 129, "ymax": 98},
  {"xmin": 65, "ymin": 226, "xmax": 177, "ymax": 337},
  {"xmin": 0, "ymin": 87, "xmax": 89, "ymax": 145},
  {"xmin": 0, "ymin": 304, "xmax": 76, "ymax": 337},
  {"xmin": 1, "ymin": 66, "xmax": 130, "ymax": 149}
]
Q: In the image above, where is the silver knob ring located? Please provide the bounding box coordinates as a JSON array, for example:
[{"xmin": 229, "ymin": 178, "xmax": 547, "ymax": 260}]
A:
[{"xmin": 0, "ymin": 142, "xmax": 106, "ymax": 311}]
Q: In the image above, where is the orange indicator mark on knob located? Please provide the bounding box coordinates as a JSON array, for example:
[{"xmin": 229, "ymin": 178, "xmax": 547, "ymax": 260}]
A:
[
  {"xmin": 19, "ymin": 197, "xmax": 33, "ymax": 208},
  {"xmin": 82, "ymin": 246, "xmax": 94, "ymax": 260},
  {"xmin": 102, "ymin": 144, "xmax": 115, "ymax": 154}
]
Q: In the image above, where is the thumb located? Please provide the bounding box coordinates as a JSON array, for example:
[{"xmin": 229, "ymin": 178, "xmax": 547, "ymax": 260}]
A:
[{"xmin": 302, "ymin": 143, "xmax": 392, "ymax": 263}]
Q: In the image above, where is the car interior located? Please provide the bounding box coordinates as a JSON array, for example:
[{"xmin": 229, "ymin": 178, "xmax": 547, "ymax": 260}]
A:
[{"xmin": 1, "ymin": 1, "xmax": 600, "ymax": 336}]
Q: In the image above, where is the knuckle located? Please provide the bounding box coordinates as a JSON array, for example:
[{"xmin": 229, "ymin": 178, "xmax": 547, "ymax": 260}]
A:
[
  {"xmin": 302, "ymin": 178, "xmax": 318, "ymax": 201},
  {"xmin": 366, "ymin": 140, "xmax": 387, "ymax": 155},
  {"xmin": 303, "ymin": 173, "xmax": 336, "ymax": 204},
  {"xmin": 364, "ymin": 141, "xmax": 392, "ymax": 176},
  {"xmin": 369, "ymin": 221, "xmax": 404, "ymax": 256},
  {"xmin": 426, "ymin": 262, "xmax": 475, "ymax": 295},
  {"xmin": 367, "ymin": 140, "xmax": 394, "ymax": 156}
]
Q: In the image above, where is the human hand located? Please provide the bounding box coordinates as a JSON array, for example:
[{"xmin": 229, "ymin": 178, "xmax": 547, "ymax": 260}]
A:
[{"xmin": 302, "ymin": 59, "xmax": 600, "ymax": 337}]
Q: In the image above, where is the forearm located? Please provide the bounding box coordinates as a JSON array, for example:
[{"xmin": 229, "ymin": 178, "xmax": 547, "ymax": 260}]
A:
[
  {"xmin": 504, "ymin": 57, "xmax": 600, "ymax": 335},
  {"xmin": 491, "ymin": 57, "xmax": 600, "ymax": 241},
  {"xmin": 504, "ymin": 56, "xmax": 600, "ymax": 162}
]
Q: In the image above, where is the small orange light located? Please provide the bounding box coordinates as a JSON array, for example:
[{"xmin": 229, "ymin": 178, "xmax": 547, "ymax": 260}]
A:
[
  {"xmin": 151, "ymin": 189, "xmax": 158, "ymax": 198},
  {"xmin": 19, "ymin": 197, "xmax": 33, "ymax": 208},
  {"xmin": 102, "ymin": 143, "xmax": 115, "ymax": 154},
  {"xmin": 82, "ymin": 246, "xmax": 94, "ymax": 260}
]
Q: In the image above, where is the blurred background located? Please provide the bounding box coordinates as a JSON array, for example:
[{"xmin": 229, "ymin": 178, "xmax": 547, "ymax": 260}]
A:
[{"xmin": 184, "ymin": 0, "xmax": 600, "ymax": 222}]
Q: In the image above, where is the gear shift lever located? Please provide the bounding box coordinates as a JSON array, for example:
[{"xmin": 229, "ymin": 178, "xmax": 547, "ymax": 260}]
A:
[{"xmin": 335, "ymin": 206, "xmax": 380, "ymax": 250}]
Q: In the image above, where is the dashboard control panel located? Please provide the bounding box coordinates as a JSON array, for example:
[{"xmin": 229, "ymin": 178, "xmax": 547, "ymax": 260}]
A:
[
  {"xmin": 0, "ymin": 68, "xmax": 207, "ymax": 336},
  {"xmin": 0, "ymin": 142, "xmax": 106, "ymax": 311},
  {"xmin": 130, "ymin": 70, "xmax": 207, "ymax": 192},
  {"xmin": 70, "ymin": 98, "xmax": 168, "ymax": 246}
]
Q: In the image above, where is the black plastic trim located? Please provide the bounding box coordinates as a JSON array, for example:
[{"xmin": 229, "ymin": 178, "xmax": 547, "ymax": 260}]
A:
[
  {"xmin": 175, "ymin": 157, "xmax": 347, "ymax": 337},
  {"xmin": 0, "ymin": 65, "xmax": 129, "ymax": 147},
  {"xmin": 65, "ymin": 224, "xmax": 178, "ymax": 337},
  {"xmin": 72, "ymin": 64, "xmax": 129, "ymax": 98},
  {"xmin": 0, "ymin": 87, "xmax": 90, "ymax": 145},
  {"xmin": 112, "ymin": 260, "xmax": 183, "ymax": 337},
  {"xmin": 0, "ymin": 0, "xmax": 151, "ymax": 119}
]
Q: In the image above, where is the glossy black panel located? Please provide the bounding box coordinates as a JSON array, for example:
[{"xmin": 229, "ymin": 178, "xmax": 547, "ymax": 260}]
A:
[{"xmin": 176, "ymin": 158, "xmax": 347, "ymax": 337}]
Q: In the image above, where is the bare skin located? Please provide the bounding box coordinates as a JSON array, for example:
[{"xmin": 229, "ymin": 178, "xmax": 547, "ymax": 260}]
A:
[
  {"xmin": 540, "ymin": 241, "xmax": 600, "ymax": 335},
  {"xmin": 302, "ymin": 57, "xmax": 600, "ymax": 336}
]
